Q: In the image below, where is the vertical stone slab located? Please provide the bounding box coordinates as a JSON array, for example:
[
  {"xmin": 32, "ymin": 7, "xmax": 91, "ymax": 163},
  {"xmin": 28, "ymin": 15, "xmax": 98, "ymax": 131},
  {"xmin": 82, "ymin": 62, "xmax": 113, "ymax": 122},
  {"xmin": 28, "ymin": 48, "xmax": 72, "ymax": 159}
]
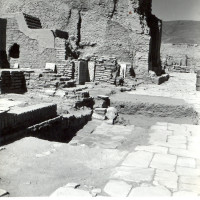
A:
[
  {"xmin": 88, "ymin": 61, "xmax": 95, "ymax": 82},
  {"xmin": 78, "ymin": 60, "xmax": 89, "ymax": 85}
]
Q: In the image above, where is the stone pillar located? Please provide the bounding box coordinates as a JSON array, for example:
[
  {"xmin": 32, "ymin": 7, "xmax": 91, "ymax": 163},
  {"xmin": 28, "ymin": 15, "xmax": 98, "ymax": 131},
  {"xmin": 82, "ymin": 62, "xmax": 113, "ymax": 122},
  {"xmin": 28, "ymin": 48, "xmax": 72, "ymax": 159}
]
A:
[
  {"xmin": 77, "ymin": 59, "xmax": 90, "ymax": 85},
  {"xmin": 88, "ymin": 61, "xmax": 95, "ymax": 82}
]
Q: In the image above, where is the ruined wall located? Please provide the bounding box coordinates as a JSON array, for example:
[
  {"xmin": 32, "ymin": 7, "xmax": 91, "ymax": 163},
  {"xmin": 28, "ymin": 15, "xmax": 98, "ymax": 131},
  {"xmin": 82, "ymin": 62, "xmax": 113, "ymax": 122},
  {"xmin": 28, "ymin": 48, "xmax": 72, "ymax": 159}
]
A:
[
  {"xmin": 0, "ymin": 16, "xmax": 57, "ymax": 69},
  {"xmin": 0, "ymin": 0, "xmax": 162, "ymax": 77},
  {"xmin": 161, "ymin": 43, "xmax": 200, "ymax": 71}
]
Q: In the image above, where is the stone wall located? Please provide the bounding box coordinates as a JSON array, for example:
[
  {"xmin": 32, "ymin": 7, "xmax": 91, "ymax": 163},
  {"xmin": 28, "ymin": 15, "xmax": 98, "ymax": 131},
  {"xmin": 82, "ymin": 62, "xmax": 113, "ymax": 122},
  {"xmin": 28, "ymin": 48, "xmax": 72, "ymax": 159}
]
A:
[
  {"xmin": 93, "ymin": 57, "xmax": 117, "ymax": 84},
  {"xmin": 0, "ymin": 0, "xmax": 162, "ymax": 77}
]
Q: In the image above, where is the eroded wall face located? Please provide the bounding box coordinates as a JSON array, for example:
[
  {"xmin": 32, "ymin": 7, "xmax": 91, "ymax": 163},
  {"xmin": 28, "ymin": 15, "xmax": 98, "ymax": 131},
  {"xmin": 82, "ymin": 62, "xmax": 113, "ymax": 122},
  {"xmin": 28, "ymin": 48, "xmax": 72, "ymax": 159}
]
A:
[
  {"xmin": 0, "ymin": 0, "xmax": 162, "ymax": 76},
  {"xmin": 4, "ymin": 17, "xmax": 57, "ymax": 69}
]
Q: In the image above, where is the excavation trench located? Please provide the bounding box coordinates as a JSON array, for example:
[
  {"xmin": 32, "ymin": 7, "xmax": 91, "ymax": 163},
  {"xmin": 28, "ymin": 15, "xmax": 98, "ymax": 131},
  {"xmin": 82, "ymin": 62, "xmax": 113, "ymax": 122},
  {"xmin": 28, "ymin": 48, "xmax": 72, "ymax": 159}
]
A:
[{"xmin": 110, "ymin": 93, "xmax": 198, "ymax": 127}]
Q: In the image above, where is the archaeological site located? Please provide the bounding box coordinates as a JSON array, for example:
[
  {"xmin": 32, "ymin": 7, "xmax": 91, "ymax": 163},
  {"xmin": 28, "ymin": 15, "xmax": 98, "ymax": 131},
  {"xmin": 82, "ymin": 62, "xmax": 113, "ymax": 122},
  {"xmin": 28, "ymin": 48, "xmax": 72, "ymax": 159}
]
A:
[{"xmin": 0, "ymin": 0, "xmax": 200, "ymax": 197}]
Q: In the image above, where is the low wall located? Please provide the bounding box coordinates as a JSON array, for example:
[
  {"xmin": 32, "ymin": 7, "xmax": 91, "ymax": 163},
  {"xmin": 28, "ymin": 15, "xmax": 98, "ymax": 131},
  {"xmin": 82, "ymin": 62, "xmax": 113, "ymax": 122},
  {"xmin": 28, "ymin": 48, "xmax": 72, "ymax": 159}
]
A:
[
  {"xmin": 0, "ymin": 70, "xmax": 27, "ymax": 94},
  {"xmin": 0, "ymin": 103, "xmax": 57, "ymax": 135},
  {"xmin": 0, "ymin": 107, "xmax": 92, "ymax": 145}
]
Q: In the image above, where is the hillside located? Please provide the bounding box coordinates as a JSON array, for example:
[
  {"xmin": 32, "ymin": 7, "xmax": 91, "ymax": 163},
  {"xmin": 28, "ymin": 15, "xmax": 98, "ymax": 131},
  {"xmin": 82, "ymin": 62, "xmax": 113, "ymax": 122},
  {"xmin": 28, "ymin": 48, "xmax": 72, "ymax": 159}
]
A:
[{"xmin": 162, "ymin": 20, "xmax": 200, "ymax": 44}]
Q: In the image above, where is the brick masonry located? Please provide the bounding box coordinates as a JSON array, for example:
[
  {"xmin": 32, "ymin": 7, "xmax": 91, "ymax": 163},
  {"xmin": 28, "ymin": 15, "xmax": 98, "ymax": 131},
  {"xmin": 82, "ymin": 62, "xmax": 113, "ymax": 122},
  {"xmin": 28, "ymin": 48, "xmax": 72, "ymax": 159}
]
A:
[
  {"xmin": 0, "ymin": 70, "xmax": 27, "ymax": 94},
  {"xmin": 0, "ymin": 103, "xmax": 57, "ymax": 134},
  {"xmin": 0, "ymin": 0, "xmax": 162, "ymax": 77},
  {"xmin": 2, "ymin": 17, "xmax": 57, "ymax": 69}
]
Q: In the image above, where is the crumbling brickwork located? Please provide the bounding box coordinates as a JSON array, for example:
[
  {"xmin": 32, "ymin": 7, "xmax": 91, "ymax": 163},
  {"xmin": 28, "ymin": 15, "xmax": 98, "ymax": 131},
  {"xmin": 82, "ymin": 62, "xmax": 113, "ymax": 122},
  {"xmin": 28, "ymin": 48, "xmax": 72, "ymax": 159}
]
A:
[
  {"xmin": 6, "ymin": 17, "xmax": 57, "ymax": 69},
  {"xmin": 0, "ymin": 0, "xmax": 162, "ymax": 78}
]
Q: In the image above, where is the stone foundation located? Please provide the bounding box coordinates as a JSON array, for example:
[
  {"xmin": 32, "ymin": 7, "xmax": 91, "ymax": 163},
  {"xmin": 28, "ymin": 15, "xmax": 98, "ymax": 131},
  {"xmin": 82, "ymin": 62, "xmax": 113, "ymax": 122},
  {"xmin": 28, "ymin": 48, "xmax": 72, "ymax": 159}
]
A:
[
  {"xmin": 0, "ymin": 103, "xmax": 57, "ymax": 135},
  {"xmin": 0, "ymin": 104, "xmax": 92, "ymax": 145}
]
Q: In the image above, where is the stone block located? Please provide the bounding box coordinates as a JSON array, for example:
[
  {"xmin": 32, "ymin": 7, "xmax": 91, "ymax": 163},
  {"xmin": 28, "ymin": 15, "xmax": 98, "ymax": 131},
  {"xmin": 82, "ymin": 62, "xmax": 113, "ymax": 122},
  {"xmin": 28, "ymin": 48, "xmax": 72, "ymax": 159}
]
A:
[
  {"xmin": 88, "ymin": 61, "xmax": 95, "ymax": 82},
  {"xmin": 44, "ymin": 89, "xmax": 55, "ymax": 96},
  {"xmin": 135, "ymin": 145, "xmax": 168, "ymax": 154},
  {"xmin": 55, "ymin": 90, "xmax": 66, "ymax": 97},
  {"xmin": 169, "ymin": 148, "xmax": 200, "ymax": 159},
  {"xmin": 177, "ymin": 157, "xmax": 196, "ymax": 168},
  {"xmin": 77, "ymin": 60, "xmax": 90, "ymax": 85},
  {"xmin": 128, "ymin": 186, "xmax": 171, "ymax": 197},
  {"xmin": 179, "ymin": 183, "xmax": 200, "ymax": 194},
  {"xmin": 150, "ymin": 153, "xmax": 177, "ymax": 171},
  {"xmin": 168, "ymin": 135, "xmax": 187, "ymax": 144},
  {"xmin": 97, "ymin": 95, "xmax": 109, "ymax": 100},
  {"xmin": 94, "ymin": 98, "xmax": 110, "ymax": 108},
  {"xmin": 50, "ymin": 187, "xmax": 91, "ymax": 197},
  {"xmin": 104, "ymin": 180, "xmax": 132, "ymax": 197},
  {"xmin": 179, "ymin": 176, "xmax": 200, "ymax": 185},
  {"xmin": 106, "ymin": 107, "xmax": 118, "ymax": 121},
  {"xmin": 153, "ymin": 170, "xmax": 178, "ymax": 190},
  {"xmin": 173, "ymin": 191, "xmax": 198, "ymax": 196},
  {"xmin": 150, "ymin": 141, "xmax": 186, "ymax": 149},
  {"xmin": 151, "ymin": 74, "xmax": 170, "ymax": 85},
  {"xmin": 94, "ymin": 108, "xmax": 107, "ymax": 115},
  {"xmin": 45, "ymin": 63, "xmax": 57, "ymax": 72},
  {"xmin": 111, "ymin": 166, "xmax": 154, "ymax": 183},
  {"xmin": 92, "ymin": 113, "xmax": 105, "ymax": 120},
  {"xmin": 176, "ymin": 166, "xmax": 200, "ymax": 176},
  {"xmin": 122, "ymin": 151, "xmax": 153, "ymax": 168}
]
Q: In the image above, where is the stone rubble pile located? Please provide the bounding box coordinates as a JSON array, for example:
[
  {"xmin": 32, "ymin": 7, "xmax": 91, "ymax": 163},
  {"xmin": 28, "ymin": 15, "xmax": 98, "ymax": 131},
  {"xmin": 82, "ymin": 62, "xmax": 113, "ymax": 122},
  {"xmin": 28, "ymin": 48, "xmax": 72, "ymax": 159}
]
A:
[{"xmin": 92, "ymin": 95, "xmax": 118, "ymax": 124}]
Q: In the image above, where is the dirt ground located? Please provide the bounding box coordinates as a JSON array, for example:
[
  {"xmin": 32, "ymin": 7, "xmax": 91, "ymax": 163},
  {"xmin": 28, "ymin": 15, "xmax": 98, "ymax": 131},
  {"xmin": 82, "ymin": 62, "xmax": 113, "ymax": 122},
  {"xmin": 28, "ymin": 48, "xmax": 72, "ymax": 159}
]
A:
[{"xmin": 0, "ymin": 72, "xmax": 199, "ymax": 197}]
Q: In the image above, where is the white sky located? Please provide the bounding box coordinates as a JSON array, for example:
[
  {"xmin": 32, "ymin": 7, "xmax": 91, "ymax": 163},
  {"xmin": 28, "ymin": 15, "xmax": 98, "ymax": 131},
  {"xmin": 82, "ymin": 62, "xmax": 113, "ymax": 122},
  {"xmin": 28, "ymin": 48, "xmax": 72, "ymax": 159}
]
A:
[{"xmin": 152, "ymin": 0, "xmax": 200, "ymax": 21}]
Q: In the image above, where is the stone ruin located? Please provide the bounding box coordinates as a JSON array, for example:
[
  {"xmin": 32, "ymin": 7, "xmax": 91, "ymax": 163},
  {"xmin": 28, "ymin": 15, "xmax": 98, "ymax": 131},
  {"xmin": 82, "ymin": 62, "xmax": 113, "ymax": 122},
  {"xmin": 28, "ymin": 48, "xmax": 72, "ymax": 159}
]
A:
[
  {"xmin": 161, "ymin": 43, "xmax": 200, "ymax": 73},
  {"xmin": 0, "ymin": 0, "xmax": 166, "ymax": 144},
  {"xmin": 0, "ymin": 0, "xmax": 163, "ymax": 75}
]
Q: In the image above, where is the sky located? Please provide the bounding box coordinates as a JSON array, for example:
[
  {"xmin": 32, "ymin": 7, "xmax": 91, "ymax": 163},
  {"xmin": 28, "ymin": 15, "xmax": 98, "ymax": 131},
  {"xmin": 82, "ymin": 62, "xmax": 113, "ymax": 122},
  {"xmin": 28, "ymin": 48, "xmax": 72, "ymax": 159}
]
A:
[{"xmin": 152, "ymin": 0, "xmax": 200, "ymax": 21}]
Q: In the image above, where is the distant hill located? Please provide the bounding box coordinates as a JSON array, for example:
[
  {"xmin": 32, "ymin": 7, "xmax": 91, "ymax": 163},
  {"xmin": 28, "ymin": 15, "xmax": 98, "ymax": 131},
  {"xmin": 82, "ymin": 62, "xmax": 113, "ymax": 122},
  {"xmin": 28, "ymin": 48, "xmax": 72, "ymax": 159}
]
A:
[{"xmin": 162, "ymin": 20, "xmax": 200, "ymax": 44}]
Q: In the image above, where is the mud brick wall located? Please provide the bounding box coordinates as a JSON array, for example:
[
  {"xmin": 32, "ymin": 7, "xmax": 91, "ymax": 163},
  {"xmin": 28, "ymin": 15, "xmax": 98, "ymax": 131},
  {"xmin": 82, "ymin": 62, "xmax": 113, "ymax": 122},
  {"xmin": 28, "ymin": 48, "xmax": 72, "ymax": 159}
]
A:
[
  {"xmin": 0, "ymin": 103, "xmax": 57, "ymax": 134},
  {"xmin": 0, "ymin": 70, "xmax": 27, "ymax": 94},
  {"xmin": 55, "ymin": 38, "xmax": 75, "ymax": 78},
  {"xmin": 0, "ymin": 0, "xmax": 162, "ymax": 77},
  {"xmin": 63, "ymin": 61, "xmax": 75, "ymax": 79},
  {"xmin": 94, "ymin": 57, "xmax": 117, "ymax": 83},
  {"xmin": 55, "ymin": 38, "xmax": 66, "ymax": 63},
  {"xmin": 56, "ymin": 61, "xmax": 74, "ymax": 79},
  {"xmin": 4, "ymin": 17, "xmax": 57, "ymax": 69}
]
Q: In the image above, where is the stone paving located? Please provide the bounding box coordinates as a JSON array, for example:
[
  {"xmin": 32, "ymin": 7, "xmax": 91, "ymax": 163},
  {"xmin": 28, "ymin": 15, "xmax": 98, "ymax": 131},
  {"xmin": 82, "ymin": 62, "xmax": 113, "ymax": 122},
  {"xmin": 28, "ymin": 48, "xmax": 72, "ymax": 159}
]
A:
[
  {"xmin": 101, "ymin": 73, "xmax": 200, "ymax": 197},
  {"xmin": 70, "ymin": 122, "xmax": 135, "ymax": 149},
  {"xmin": 50, "ymin": 73, "xmax": 200, "ymax": 197},
  {"xmin": 102, "ymin": 122, "xmax": 200, "ymax": 197}
]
